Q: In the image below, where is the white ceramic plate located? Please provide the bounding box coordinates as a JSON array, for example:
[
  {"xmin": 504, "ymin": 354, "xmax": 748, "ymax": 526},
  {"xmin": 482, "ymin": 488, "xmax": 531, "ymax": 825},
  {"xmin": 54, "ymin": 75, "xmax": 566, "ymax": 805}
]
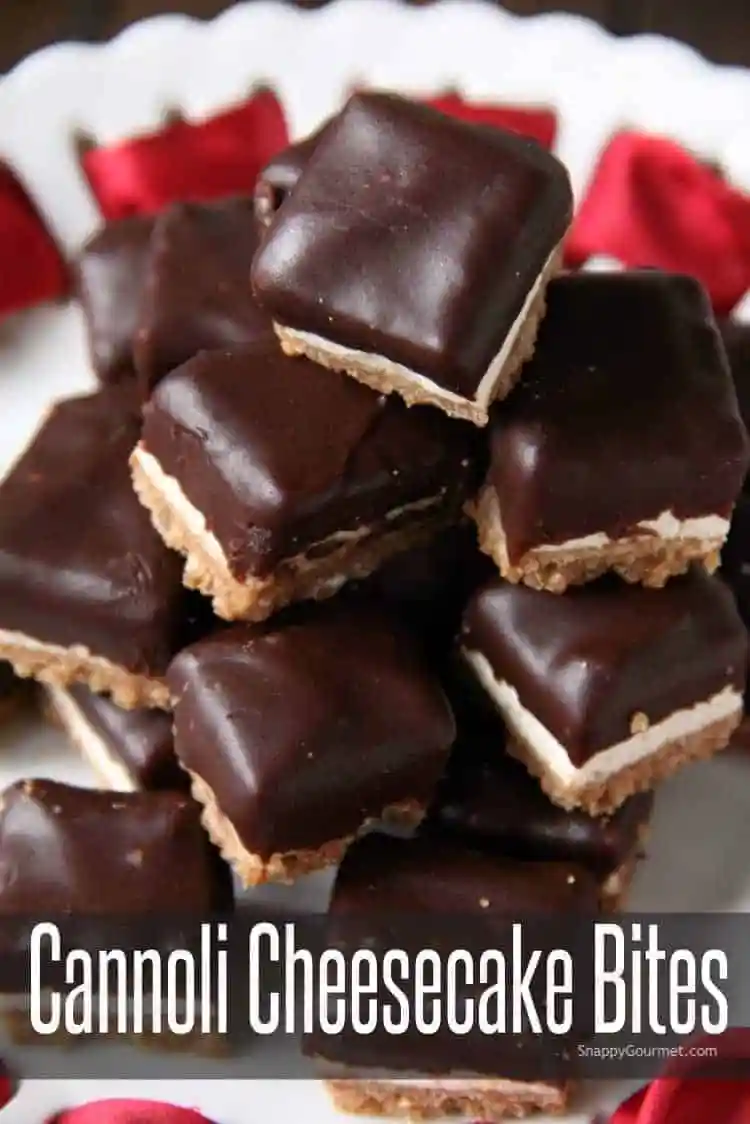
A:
[{"xmin": 1, "ymin": 2, "xmax": 750, "ymax": 1120}]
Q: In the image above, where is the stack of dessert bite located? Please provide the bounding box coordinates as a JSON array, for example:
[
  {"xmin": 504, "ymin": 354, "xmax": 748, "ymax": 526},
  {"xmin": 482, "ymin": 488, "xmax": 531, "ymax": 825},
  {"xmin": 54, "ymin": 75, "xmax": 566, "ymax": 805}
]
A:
[{"xmin": 0, "ymin": 90, "xmax": 747, "ymax": 1121}]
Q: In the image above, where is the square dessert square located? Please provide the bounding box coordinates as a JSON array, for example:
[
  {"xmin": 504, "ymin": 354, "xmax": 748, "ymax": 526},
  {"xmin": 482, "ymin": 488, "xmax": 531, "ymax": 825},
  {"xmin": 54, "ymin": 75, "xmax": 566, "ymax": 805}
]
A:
[
  {"xmin": 461, "ymin": 570, "xmax": 747, "ymax": 814},
  {"xmin": 76, "ymin": 215, "xmax": 154, "ymax": 385},
  {"xmin": 317, "ymin": 832, "xmax": 598, "ymax": 1120},
  {"xmin": 0, "ymin": 385, "xmax": 185, "ymax": 708},
  {"xmin": 251, "ymin": 92, "xmax": 572, "ymax": 426},
  {"xmin": 44, "ymin": 684, "xmax": 184, "ymax": 792},
  {"xmin": 425, "ymin": 669, "xmax": 652, "ymax": 909},
  {"xmin": 134, "ymin": 197, "xmax": 276, "ymax": 395},
  {"xmin": 471, "ymin": 272, "xmax": 749, "ymax": 592},
  {"xmin": 0, "ymin": 779, "xmax": 230, "ymax": 914},
  {"xmin": 166, "ymin": 606, "xmax": 456, "ymax": 885},
  {"xmin": 132, "ymin": 343, "xmax": 479, "ymax": 622}
]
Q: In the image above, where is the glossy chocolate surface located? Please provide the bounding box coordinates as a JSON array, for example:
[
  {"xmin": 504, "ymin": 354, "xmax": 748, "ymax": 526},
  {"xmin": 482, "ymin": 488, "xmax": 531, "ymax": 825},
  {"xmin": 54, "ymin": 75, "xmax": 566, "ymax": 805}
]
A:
[
  {"xmin": 0, "ymin": 386, "xmax": 184, "ymax": 674},
  {"xmin": 0, "ymin": 779, "xmax": 229, "ymax": 914},
  {"xmin": 0, "ymin": 662, "xmax": 19, "ymax": 700},
  {"xmin": 167, "ymin": 606, "xmax": 456, "ymax": 857},
  {"xmin": 134, "ymin": 197, "xmax": 275, "ymax": 394},
  {"xmin": 721, "ymin": 318, "xmax": 750, "ymax": 447},
  {"xmin": 462, "ymin": 569, "xmax": 747, "ymax": 764},
  {"xmin": 331, "ymin": 831, "xmax": 599, "ymax": 918},
  {"xmin": 66, "ymin": 684, "xmax": 184, "ymax": 791},
  {"xmin": 142, "ymin": 343, "xmax": 479, "ymax": 578},
  {"xmin": 252, "ymin": 92, "xmax": 572, "ymax": 397},
  {"xmin": 350, "ymin": 521, "xmax": 493, "ymax": 657},
  {"xmin": 253, "ymin": 127, "xmax": 323, "ymax": 224},
  {"xmin": 317, "ymin": 832, "xmax": 596, "ymax": 1078},
  {"xmin": 76, "ymin": 215, "xmax": 154, "ymax": 385},
  {"xmin": 487, "ymin": 272, "xmax": 749, "ymax": 559},
  {"xmin": 426, "ymin": 672, "xmax": 653, "ymax": 876}
]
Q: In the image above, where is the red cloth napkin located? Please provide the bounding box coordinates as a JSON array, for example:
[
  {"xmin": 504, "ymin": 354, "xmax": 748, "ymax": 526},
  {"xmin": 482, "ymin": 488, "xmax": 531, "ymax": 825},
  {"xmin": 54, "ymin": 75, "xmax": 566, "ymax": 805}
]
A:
[
  {"xmin": 0, "ymin": 1063, "xmax": 14, "ymax": 1110},
  {"xmin": 0, "ymin": 162, "xmax": 68, "ymax": 315},
  {"xmin": 567, "ymin": 131, "xmax": 750, "ymax": 314},
  {"xmin": 601, "ymin": 1030, "xmax": 750, "ymax": 1123},
  {"xmin": 81, "ymin": 88, "xmax": 289, "ymax": 221},
  {"xmin": 48, "ymin": 1100, "xmax": 216, "ymax": 1124},
  {"xmin": 427, "ymin": 93, "xmax": 557, "ymax": 147}
]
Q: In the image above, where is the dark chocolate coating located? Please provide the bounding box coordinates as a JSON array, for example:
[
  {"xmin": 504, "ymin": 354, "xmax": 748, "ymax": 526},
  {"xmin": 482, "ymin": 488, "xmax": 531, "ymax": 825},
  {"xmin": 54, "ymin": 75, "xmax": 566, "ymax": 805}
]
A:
[
  {"xmin": 462, "ymin": 569, "xmax": 748, "ymax": 764},
  {"xmin": 253, "ymin": 127, "xmax": 323, "ymax": 224},
  {"xmin": 0, "ymin": 386, "xmax": 184, "ymax": 675},
  {"xmin": 252, "ymin": 92, "xmax": 572, "ymax": 398},
  {"xmin": 720, "ymin": 495, "xmax": 750, "ymax": 705},
  {"xmin": 349, "ymin": 521, "xmax": 493, "ymax": 659},
  {"xmin": 66, "ymin": 684, "xmax": 184, "ymax": 791},
  {"xmin": 487, "ymin": 273, "xmax": 749, "ymax": 560},
  {"xmin": 426, "ymin": 671, "xmax": 653, "ymax": 877},
  {"xmin": 142, "ymin": 343, "xmax": 479, "ymax": 578},
  {"xmin": 331, "ymin": 831, "xmax": 599, "ymax": 918},
  {"xmin": 721, "ymin": 318, "xmax": 750, "ymax": 449},
  {"xmin": 167, "ymin": 607, "xmax": 456, "ymax": 857},
  {"xmin": 317, "ymin": 832, "xmax": 596, "ymax": 1079},
  {"xmin": 0, "ymin": 662, "xmax": 19, "ymax": 700},
  {"xmin": 76, "ymin": 215, "xmax": 154, "ymax": 385},
  {"xmin": 134, "ymin": 197, "xmax": 276, "ymax": 394},
  {"xmin": 0, "ymin": 779, "xmax": 229, "ymax": 914}
]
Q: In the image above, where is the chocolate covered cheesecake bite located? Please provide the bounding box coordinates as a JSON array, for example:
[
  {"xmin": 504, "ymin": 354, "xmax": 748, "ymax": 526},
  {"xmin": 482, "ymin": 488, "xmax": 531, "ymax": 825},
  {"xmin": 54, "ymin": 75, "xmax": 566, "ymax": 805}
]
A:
[
  {"xmin": 167, "ymin": 607, "xmax": 456, "ymax": 885},
  {"xmin": 426, "ymin": 673, "xmax": 652, "ymax": 908},
  {"xmin": 44, "ymin": 684, "xmax": 184, "ymax": 792},
  {"xmin": 76, "ymin": 215, "xmax": 154, "ymax": 385},
  {"xmin": 0, "ymin": 779, "xmax": 230, "ymax": 914},
  {"xmin": 461, "ymin": 570, "xmax": 747, "ymax": 813},
  {"xmin": 253, "ymin": 126, "xmax": 324, "ymax": 225},
  {"xmin": 0, "ymin": 386, "xmax": 184, "ymax": 708},
  {"xmin": 132, "ymin": 343, "xmax": 479, "ymax": 622},
  {"xmin": 470, "ymin": 272, "xmax": 749, "ymax": 592},
  {"xmin": 318, "ymin": 832, "xmax": 597, "ymax": 1120},
  {"xmin": 134, "ymin": 197, "xmax": 275, "ymax": 396},
  {"xmin": 252, "ymin": 92, "xmax": 572, "ymax": 426}
]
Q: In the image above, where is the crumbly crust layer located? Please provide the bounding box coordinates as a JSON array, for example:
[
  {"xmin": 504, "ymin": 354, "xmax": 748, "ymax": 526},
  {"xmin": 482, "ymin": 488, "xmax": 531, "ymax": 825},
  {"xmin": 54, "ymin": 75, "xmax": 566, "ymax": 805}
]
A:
[
  {"xmin": 131, "ymin": 449, "xmax": 455, "ymax": 622},
  {"xmin": 0, "ymin": 630, "xmax": 169, "ymax": 710},
  {"xmin": 327, "ymin": 1077, "xmax": 569, "ymax": 1120},
  {"xmin": 469, "ymin": 484, "xmax": 722, "ymax": 593},
  {"xmin": 186, "ymin": 769, "xmax": 425, "ymax": 887},
  {"xmin": 275, "ymin": 245, "xmax": 563, "ymax": 427},
  {"xmin": 509, "ymin": 709, "xmax": 741, "ymax": 816}
]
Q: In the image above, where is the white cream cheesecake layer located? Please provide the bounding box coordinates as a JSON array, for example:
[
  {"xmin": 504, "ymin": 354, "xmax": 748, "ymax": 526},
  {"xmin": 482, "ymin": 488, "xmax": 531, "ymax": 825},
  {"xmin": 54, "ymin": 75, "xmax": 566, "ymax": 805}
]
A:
[
  {"xmin": 45, "ymin": 683, "xmax": 137, "ymax": 792},
  {"xmin": 463, "ymin": 649, "xmax": 742, "ymax": 790},
  {"xmin": 277, "ymin": 245, "xmax": 558, "ymax": 414},
  {"xmin": 372, "ymin": 1077, "xmax": 556, "ymax": 1094},
  {"xmin": 132, "ymin": 446, "xmax": 229, "ymax": 566},
  {"xmin": 133, "ymin": 444, "xmax": 446, "ymax": 575},
  {"xmin": 530, "ymin": 511, "xmax": 729, "ymax": 555}
]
